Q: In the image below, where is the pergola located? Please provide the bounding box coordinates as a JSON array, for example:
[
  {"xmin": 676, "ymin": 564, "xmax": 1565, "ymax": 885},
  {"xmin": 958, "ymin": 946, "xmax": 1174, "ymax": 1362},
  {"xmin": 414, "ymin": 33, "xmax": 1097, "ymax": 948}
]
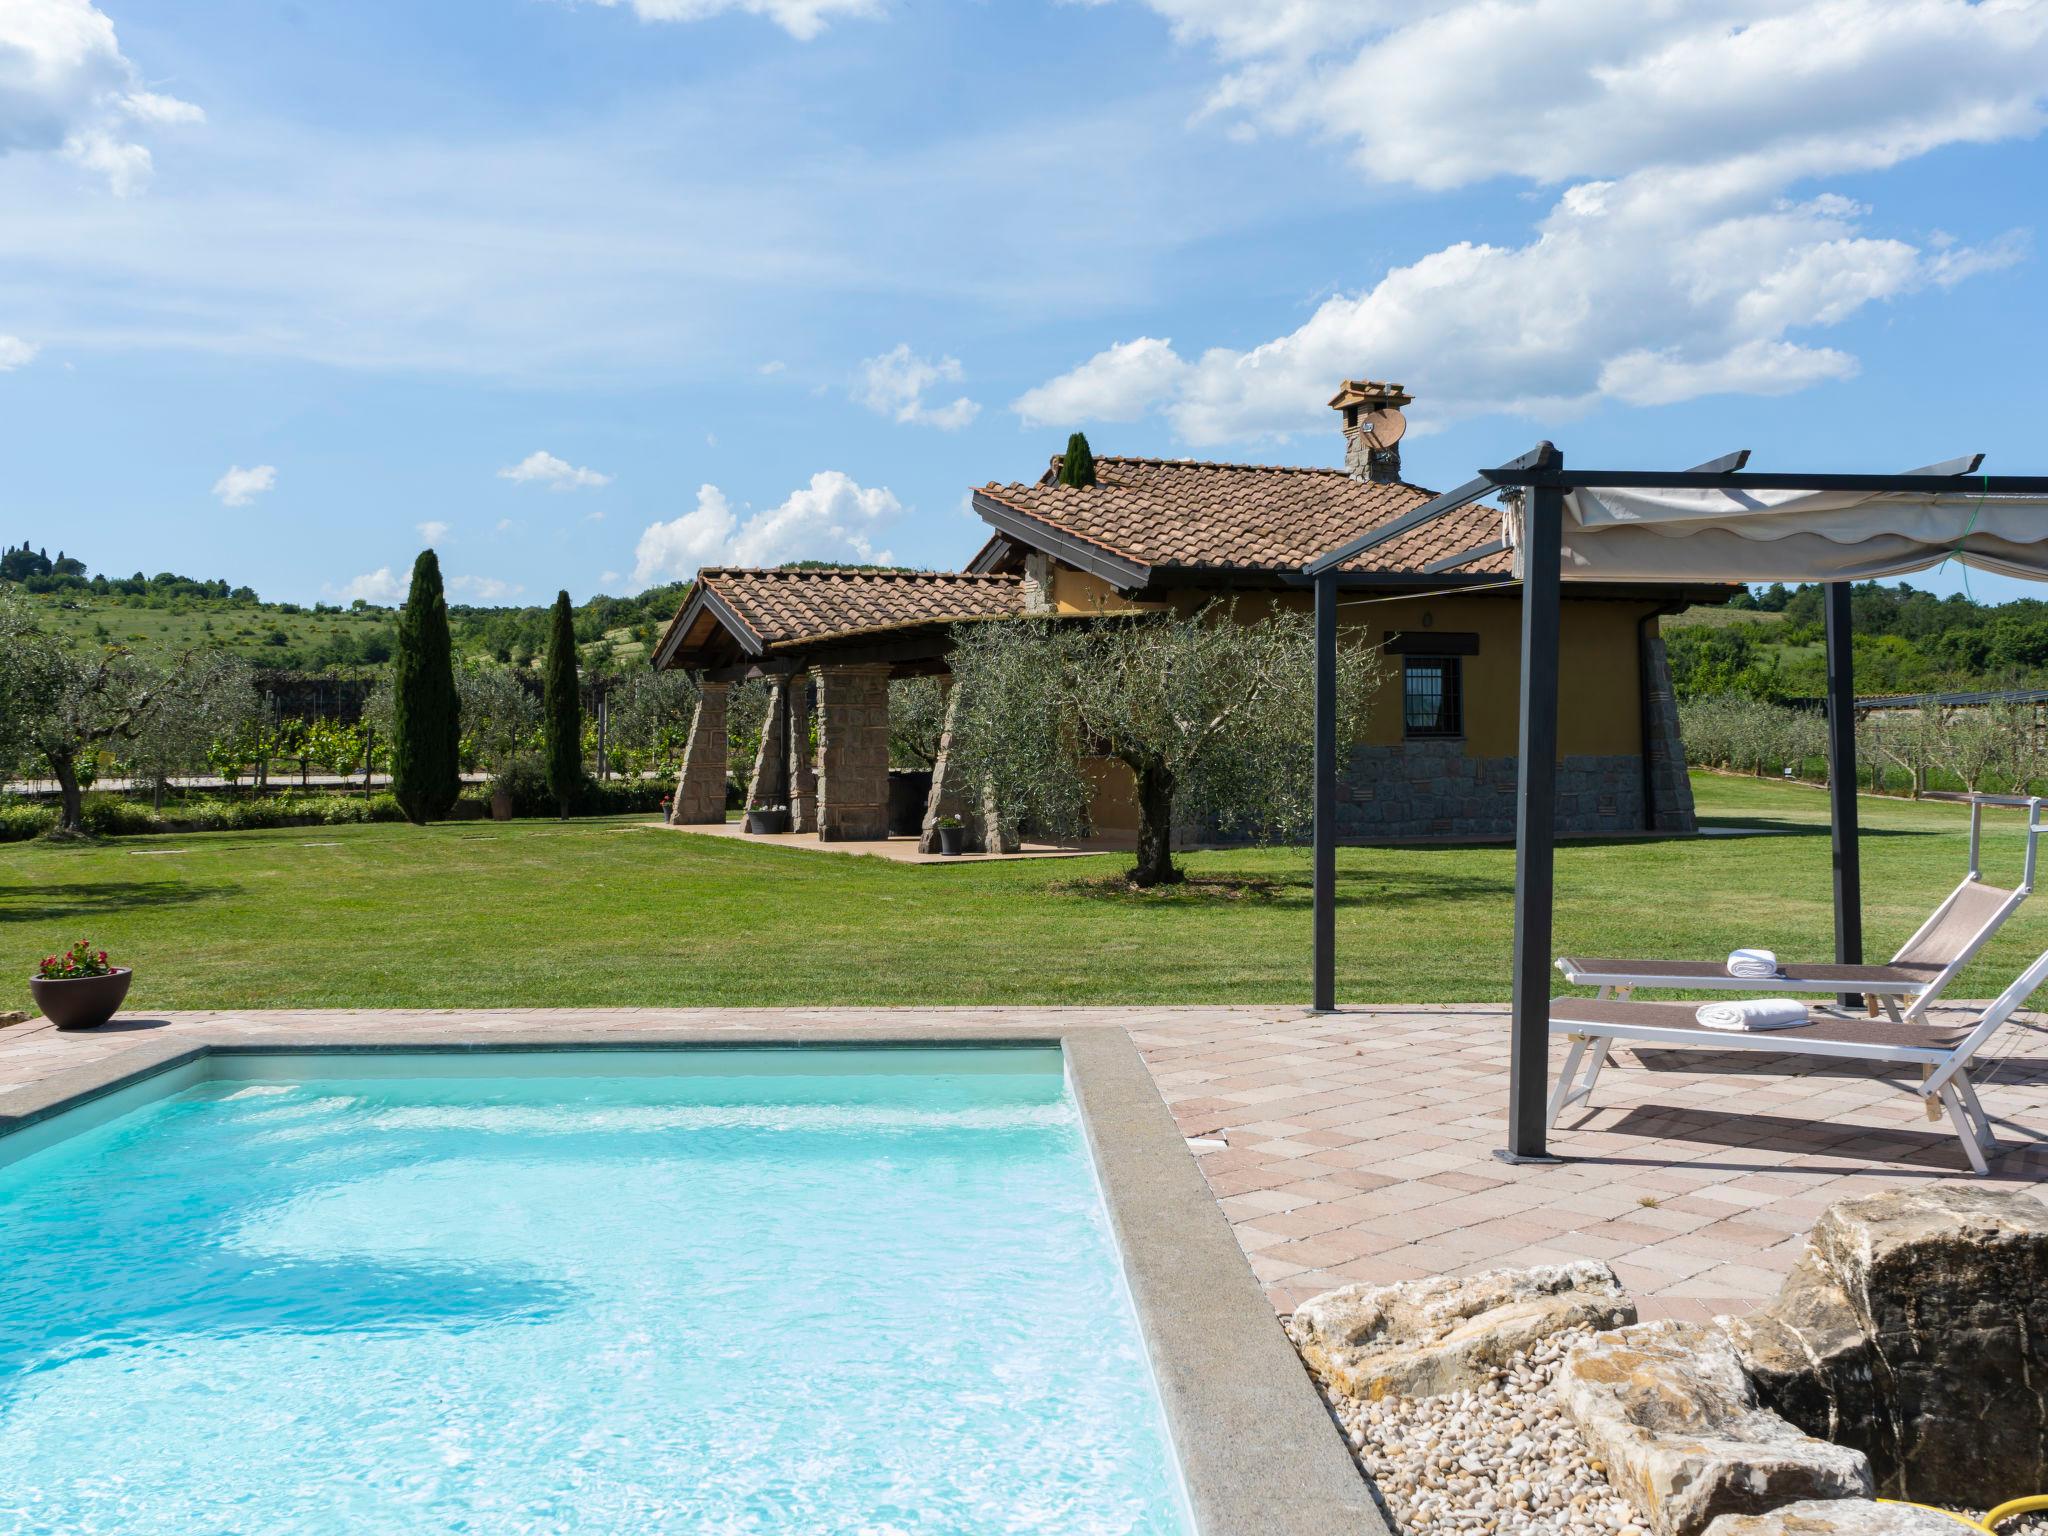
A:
[{"xmin": 1306, "ymin": 444, "xmax": 2048, "ymax": 1162}]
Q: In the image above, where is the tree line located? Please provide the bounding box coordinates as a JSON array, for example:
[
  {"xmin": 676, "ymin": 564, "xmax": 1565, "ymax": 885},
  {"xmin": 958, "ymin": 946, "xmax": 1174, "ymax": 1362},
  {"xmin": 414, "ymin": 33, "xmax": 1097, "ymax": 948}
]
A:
[
  {"xmin": 1666, "ymin": 581, "xmax": 2048, "ymax": 701},
  {"xmin": 1, "ymin": 554, "xmax": 700, "ymax": 834},
  {"xmin": 1678, "ymin": 694, "xmax": 2048, "ymax": 798}
]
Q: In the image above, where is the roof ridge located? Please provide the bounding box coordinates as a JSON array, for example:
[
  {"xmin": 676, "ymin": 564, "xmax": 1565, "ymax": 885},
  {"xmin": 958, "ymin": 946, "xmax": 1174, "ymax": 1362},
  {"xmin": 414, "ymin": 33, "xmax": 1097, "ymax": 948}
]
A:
[
  {"xmin": 1095, "ymin": 455, "xmax": 1352, "ymax": 476},
  {"xmin": 701, "ymin": 567, "xmax": 1021, "ymax": 583}
]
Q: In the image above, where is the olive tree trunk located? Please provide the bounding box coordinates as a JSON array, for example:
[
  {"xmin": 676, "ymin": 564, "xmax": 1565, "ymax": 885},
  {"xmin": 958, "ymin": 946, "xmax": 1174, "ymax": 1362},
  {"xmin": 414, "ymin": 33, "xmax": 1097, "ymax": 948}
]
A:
[
  {"xmin": 1130, "ymin": 759, "xmax": 1180, "ymax": 887},
  {"xmin": 49, "ymin": 752, "xmax": 84, "ymax": 833}
]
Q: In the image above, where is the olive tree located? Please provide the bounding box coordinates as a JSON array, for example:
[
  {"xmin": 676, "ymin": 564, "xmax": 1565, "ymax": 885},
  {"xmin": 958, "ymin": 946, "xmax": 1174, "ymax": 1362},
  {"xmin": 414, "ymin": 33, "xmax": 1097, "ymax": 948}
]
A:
[
  {"xmin": 120, "ymin": 656, "xmax": 261, "ymax": 808},
  {"xmin": 1931, "ymin": 705, "xmax": 2008, "ymax": 795},
  {"xmin": 607, "ymin": 668, "xmax": 698, "ymax": 777},
  {"xmin": 0, "ymin": 600, "xmax": 252, "ymax": 833},
  {"xmin": 0, "ymin": 592, "xmax": 59, "ymax": 781},
  {"xmin": 888, "ymin": 677, "xmax": 948, "ymax": 770},
  {"xmin": 944, "ymin": 604, "xmax": 1380, "ymax": 887},
  {"xmin": 455, "ymin": 661, "xmax": 541, "ymax": 780}
]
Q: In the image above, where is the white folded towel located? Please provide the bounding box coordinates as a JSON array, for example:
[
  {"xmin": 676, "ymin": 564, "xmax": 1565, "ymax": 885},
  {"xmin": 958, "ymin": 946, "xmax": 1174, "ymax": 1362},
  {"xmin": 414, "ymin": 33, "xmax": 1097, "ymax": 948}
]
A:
[
  {"xmin": 1726, "ymin": 948, "xmax": 1780, "ymax": 978},
  {"xmin": 1696, "ymin": 999, "xmax": 1809, "ymax": 1032}
]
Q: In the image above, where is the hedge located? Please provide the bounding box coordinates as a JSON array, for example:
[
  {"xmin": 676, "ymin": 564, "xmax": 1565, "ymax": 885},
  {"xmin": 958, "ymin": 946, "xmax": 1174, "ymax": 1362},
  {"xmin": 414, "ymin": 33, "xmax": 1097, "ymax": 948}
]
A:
[{"xmin": 0, "ymin": 778, "xmax": 672, "ymax": 843}]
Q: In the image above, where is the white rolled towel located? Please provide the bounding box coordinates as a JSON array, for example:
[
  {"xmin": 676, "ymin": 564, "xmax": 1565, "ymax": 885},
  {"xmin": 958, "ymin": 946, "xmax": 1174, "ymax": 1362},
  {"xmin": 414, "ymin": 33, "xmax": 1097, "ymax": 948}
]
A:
[
  {"xmin": 1696, "ymin": 999, "xmax": 1810, "ymax": 1032},
  {"xmin": 1726, "ymin": 948, "xmax": 1780, "ymax": 978}
]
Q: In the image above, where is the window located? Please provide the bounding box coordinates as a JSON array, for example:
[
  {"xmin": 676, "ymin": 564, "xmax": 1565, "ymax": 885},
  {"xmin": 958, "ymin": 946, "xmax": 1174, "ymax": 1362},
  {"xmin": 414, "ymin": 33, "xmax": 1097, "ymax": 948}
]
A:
[{"xmin": 1403, "ymin": 657, "xmax": 1463, "ymax": 739}]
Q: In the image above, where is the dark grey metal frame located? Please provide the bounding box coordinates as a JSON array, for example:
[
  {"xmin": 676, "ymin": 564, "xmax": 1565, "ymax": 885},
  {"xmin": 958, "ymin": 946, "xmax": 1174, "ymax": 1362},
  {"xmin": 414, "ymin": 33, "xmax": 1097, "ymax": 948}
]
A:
[{"xmin": 1307, "ymin": 444, "xmax": 2048, "ymax": 1159}]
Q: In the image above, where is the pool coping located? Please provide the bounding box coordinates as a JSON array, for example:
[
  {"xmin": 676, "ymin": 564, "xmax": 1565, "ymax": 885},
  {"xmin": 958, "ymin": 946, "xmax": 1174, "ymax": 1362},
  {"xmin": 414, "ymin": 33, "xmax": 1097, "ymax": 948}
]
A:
[{"xmin": 0, "ymin": 1021, "xmax": 1384, "ymax": 1536}]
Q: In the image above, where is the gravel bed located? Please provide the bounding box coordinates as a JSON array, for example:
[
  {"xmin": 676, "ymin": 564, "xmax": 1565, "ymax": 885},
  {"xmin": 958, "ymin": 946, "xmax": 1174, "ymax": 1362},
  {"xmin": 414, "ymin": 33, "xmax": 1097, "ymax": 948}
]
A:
[{"xmin": 1314, "ymin": 1326, "xmax": 1643, "ymax": 1536}]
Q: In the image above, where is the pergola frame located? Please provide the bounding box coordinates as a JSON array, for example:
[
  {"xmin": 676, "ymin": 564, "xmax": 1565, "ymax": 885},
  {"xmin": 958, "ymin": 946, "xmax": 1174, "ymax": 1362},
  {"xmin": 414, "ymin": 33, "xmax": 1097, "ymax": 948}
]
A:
[{"xmin": 1307, "ymin": 444, "xmax": 2048, "ymax": 1163}]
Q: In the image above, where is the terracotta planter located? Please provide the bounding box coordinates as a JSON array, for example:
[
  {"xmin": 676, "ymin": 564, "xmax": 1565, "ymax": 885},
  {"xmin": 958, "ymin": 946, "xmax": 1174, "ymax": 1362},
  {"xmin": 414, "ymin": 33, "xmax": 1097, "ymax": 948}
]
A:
[{"xmin": 29, "ymin": 968, "xmax": 133, "ymax": 1031}]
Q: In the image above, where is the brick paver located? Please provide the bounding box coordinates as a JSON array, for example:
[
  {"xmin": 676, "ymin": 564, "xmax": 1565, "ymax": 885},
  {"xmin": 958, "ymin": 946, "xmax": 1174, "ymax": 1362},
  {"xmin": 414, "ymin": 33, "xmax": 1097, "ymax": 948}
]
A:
[
  {"xmin": 3, "ymin": 1002, "xmax": 2044, "ymax": 1325},
  {"xmin": 1131, "ymin": 1004, "xmax": 2048, "ymax": 1322}
]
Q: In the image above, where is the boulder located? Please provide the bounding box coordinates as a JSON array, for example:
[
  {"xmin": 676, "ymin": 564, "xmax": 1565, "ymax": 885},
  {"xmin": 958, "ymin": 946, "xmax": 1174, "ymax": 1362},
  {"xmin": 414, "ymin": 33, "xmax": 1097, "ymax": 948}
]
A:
[
  {"xmin": 1557, "ymin": 1322, "xmax": 1872, "ymax": 1536},
  {"xmin": 1703, "ymin": 1499, "xmax": 1978, "ymax": 1536},
  {"xmin": 1725, "ymin": 1185, "xmax": 2048, "ymax": 1503},
  {"xmin": 1288, "ymin": 1260, "xmax": 1636, "ymax": 1400}
]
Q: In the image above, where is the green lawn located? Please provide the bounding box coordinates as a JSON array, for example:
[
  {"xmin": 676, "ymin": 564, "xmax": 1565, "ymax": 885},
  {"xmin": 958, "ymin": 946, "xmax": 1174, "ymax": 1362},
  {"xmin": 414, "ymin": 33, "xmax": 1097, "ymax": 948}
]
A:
[{"xmin": 6, "ymin": 774, "xmax": 2042, "ymax": 1011}]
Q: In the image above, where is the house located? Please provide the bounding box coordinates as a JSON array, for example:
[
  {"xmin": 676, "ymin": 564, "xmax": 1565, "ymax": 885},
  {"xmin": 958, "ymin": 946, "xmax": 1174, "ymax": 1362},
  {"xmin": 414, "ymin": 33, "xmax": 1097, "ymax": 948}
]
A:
[{"xmin": 653, "ymin": 379, "xmax": 1729, "ymax": 848}]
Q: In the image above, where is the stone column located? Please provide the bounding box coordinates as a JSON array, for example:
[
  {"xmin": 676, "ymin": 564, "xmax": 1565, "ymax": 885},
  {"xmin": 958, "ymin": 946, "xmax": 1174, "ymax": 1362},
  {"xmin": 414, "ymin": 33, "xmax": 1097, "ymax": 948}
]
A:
[
  {"xmin": 744, "ymin": 680, "xmax": 788, "ymax": 819},
  {"xmin": 920, "ymin": 684, "xmax": 983, "ymax": 853},
  {"xmin": 669, "ymin": 679, "xmax": 729, "ymax": 824},
  {"xmin": 1640, "ymin": 622, "xmax": 1698, "ymax": 833},
  {"xmin": 814, "ymin": 663, "xmax": 892, "ymax": 841},
  {"xmin": 787, "ymin": 675, "xmax": 818, "ymax": 833}
]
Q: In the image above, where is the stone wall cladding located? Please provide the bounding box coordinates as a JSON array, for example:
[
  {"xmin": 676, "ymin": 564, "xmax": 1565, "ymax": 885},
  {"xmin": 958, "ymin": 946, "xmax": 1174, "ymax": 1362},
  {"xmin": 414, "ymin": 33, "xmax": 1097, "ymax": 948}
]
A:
[
  {"xmin": 786, "ymin": 678, "xmax": 817, "ymax": 833},
  {"xmin": 671, "ymin": 680, "xmax": 729, "ymax": 824},
  {"xmin": 814, "ymin": 664, "xmax": 893, "ymax": 841},
  {"xmin": 1641, "ymin": 625, "xmax": 1698, "ymax": 833},
  {"xmin": 743, "ymin": 680, "xmax": 787, "ymax": 816},
  {"xmin": 1335, "ymin": 740, "xmax": 1645, "ymax": 839}
]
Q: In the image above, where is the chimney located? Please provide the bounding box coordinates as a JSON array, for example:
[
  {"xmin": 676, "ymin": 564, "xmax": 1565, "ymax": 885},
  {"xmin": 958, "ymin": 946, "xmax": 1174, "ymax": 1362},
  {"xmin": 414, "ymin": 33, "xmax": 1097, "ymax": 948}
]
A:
[{"xmin": 1330, "ymin": 379, "xmax": 1412, "ymax": 484}]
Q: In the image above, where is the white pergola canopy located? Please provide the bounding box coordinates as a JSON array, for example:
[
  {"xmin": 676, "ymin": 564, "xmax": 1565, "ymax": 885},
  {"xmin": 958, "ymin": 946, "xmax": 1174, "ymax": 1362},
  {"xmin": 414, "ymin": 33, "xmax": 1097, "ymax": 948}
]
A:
[
  {"xmin": 1506, "ymin": 485, "xmax": 2048, "ymax": 584},
  {"xmin": 1306, "ymin": 440, "xmax": 2048, "ymax": 1165}
]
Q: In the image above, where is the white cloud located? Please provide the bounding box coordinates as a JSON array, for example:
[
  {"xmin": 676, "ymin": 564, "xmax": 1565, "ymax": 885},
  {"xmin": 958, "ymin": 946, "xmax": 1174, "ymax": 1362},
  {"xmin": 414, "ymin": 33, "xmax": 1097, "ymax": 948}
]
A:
[
  {"xmin": 494, "ymin": 517, "xmax": 517, "ymax": 534},
  {"xmin": 497, "ymin": 449, "xmax": 613, "ymax": 490},
  {"xmin": 1013, "ymin": 336, "xmax": 1187, "ymax": 428},
  {"xmin": 0, "ymin": 0, "xmax": 203, "ymax": 195},
  {"xmin": 331, "ymin": 567, "xmax": 403, "ymax": 604},
  {"xmin": 756, "ymin": 359, "xmax": 786, "ymax": 374},
  {"xmin": 579, "ymin": 0, "xmax": 880, "ymax": 41},
  {"xmin": 0, "ymin": 335, "xmax": 37, "ymax": 370},
  {"xmin": 855, "ymin": 343, "xmax": 981, "ymax": 430},
  {"xmin": 1018, "ymin": 0, "xmax": 2048, "ymax": 443},
  {"xmin": 416, "ymin": 519, "xmax": 450, "ymax": 543},
  {"xmin": 211, "ymin": 463, "xmax": 276, "ymax": 507},
  {"xmin": 631, "ymin": 471, "xmax": 901, "ymax": 588},
  {"xmin": 448, "ymin": 574, "xmax": 522, "ymax": 601}
]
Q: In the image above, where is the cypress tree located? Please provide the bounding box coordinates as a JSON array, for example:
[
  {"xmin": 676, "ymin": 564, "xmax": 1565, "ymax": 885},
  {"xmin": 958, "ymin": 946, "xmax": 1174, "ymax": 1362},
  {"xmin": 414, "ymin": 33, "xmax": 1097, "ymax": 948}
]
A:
[
  {"xmin": 391, "ymin": 549, "xmax": 461, "ymax": 823},
  {"xmin": 543, "ymin": 590, "xmax": 583, "ymax": 817},
  {"xmin": 1057, "ymin": 431, "xmax": 1097, "ymax": 488}
]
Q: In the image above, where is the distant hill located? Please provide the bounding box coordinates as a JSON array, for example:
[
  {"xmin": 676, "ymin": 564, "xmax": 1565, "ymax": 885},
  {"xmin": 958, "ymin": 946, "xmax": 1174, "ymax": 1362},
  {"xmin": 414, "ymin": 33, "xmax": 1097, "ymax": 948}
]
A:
[
  {"xmin": 2, "ymin": 545, "xmax": 930, "ymax": 675},
  {"xmin": 2, "ymin": 542, "xmax": 691, "ymax": 674},
  {"xmin": 1664, "ymin": 580, "xmax": 2048, "ymax": 700}
]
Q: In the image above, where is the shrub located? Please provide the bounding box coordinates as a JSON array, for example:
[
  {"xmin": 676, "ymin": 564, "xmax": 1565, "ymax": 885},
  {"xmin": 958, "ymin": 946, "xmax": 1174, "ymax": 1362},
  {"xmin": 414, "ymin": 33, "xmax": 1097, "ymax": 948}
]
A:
[
  {"xmin": 489, "ymin": 755, "xmax": 554, "ymax": 818},
  {"xmin": 0, "ymin": 803, "xmax": 56, "ymax": 842}
]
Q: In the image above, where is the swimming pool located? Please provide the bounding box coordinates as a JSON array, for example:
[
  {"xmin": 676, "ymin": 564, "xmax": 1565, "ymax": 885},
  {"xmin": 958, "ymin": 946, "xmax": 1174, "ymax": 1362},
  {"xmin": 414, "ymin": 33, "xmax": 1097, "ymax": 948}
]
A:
[{"xmin": 0, "ymin": 1047, "xmax": 1193, "ymax": 1535}]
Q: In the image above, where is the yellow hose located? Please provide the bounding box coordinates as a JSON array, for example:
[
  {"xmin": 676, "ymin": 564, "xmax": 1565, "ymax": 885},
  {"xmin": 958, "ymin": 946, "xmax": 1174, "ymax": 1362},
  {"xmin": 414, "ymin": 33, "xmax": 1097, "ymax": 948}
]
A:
[
  {"xmin": 1983, "ymin": 1497, "xmax": 2048, "ymax": 1530},
  {"xmin": 1876, "ymin": 1496, "xmax": 2048, "ymax": 1533}
]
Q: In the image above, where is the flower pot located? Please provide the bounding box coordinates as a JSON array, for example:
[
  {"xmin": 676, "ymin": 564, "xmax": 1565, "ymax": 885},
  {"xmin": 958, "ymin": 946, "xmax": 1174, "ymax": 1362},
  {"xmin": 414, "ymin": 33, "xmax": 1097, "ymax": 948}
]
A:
[
  {"xmin": 490, "ymin": 790, "xmax": 514, "ymax": 821},
  {"xmin": 29, "ymin": 968, "xmax": 133, "ymax": 1031},
  {"xmin": 937, "ymin": 825, "xmax": 965, "ymax": 856},
  {"xmin": 746, "ymin": 807, "xmax": 790, "ymax": 834}
]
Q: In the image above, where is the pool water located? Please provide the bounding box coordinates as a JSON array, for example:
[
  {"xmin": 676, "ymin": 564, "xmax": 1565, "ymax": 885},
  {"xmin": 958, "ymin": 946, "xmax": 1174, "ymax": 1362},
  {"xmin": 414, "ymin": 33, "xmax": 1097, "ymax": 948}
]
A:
[{"xmin": 0, "ymin": 1050, "xmax": 1191, "ymax": 1535}]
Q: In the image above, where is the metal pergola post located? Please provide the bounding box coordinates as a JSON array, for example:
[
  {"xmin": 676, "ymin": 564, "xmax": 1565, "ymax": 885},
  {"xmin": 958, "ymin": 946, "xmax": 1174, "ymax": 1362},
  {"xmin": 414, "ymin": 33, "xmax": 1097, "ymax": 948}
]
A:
[
  {"xmin": 1501, "ymin": 445, "xmax": 1564, "ymax": 1163},
  {"xmin": 1824, "ymin": 581, "xmax": 1863, "ymax": 1004},
  {"xmin": 1312, "ymin": 571, "xmax": 1339, "ymax": 1012}
]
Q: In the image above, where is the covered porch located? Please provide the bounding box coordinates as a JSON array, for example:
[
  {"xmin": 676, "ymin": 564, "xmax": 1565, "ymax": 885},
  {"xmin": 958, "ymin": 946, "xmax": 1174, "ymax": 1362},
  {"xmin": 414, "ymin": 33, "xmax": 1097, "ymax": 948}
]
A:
[{"xmin": 651, "ymin": 566, "xmax": 1125, "ymax": 855}]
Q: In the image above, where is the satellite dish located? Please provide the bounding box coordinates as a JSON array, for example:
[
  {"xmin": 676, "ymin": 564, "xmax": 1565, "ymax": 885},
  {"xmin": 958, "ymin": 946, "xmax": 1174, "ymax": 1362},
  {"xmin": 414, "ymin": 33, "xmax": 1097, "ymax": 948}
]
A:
[{"xmin": 1359, "ymin": 406, "xmax": 1406, "ymax": 451}]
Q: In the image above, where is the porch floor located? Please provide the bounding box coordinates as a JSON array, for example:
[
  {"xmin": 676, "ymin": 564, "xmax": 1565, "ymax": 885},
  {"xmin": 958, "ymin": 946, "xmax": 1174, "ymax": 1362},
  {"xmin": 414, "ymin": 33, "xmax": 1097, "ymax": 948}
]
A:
[{"xmin": 654, "ymin": 818, "xmax": 1134, "ymax": 863}]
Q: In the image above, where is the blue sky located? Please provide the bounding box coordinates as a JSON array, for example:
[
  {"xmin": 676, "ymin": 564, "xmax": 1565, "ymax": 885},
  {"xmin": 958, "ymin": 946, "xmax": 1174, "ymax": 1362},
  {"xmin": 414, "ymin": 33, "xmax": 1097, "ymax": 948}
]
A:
[{"xmin": 4, "ymin": 0, "xmax": 2047, "ymax": 606}]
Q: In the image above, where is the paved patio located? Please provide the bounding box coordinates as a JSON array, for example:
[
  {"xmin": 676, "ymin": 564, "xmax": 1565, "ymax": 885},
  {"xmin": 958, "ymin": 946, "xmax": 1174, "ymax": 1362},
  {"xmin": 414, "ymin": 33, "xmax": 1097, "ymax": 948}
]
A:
[{"xmin": 3, "ymin": 1003, "xmax": 2043, "ymax": 1325}]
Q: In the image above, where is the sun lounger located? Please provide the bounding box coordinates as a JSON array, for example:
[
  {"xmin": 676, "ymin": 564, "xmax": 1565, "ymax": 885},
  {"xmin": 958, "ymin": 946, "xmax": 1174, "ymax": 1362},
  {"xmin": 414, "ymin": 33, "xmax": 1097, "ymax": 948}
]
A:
[
  {"xmin": 1546, "ymin": 945, "xmax": 2048, "ymax": 1174},
  {"xmin": 1558, "ymin": 795, "xmax": 2043, "ymax": 1023}
]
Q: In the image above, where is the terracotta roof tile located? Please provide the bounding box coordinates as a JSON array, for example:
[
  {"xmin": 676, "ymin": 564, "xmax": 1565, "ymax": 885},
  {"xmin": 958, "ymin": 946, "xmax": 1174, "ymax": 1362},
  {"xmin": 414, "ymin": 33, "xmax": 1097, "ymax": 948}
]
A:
[
  {"xmin": 976, "ymin": 457, "xmax": 1511, "ymax": 577},
  {"xmin": 700, "ymin": 568, "xmax": 1026, "ymax": 651}
]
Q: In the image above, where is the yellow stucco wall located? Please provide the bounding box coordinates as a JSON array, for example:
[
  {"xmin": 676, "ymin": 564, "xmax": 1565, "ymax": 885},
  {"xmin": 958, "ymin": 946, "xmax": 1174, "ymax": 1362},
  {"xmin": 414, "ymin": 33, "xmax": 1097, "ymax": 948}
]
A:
[{"xmin": 1038, "ymin": 560, "xmax": 1660, "ymax": 763}]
